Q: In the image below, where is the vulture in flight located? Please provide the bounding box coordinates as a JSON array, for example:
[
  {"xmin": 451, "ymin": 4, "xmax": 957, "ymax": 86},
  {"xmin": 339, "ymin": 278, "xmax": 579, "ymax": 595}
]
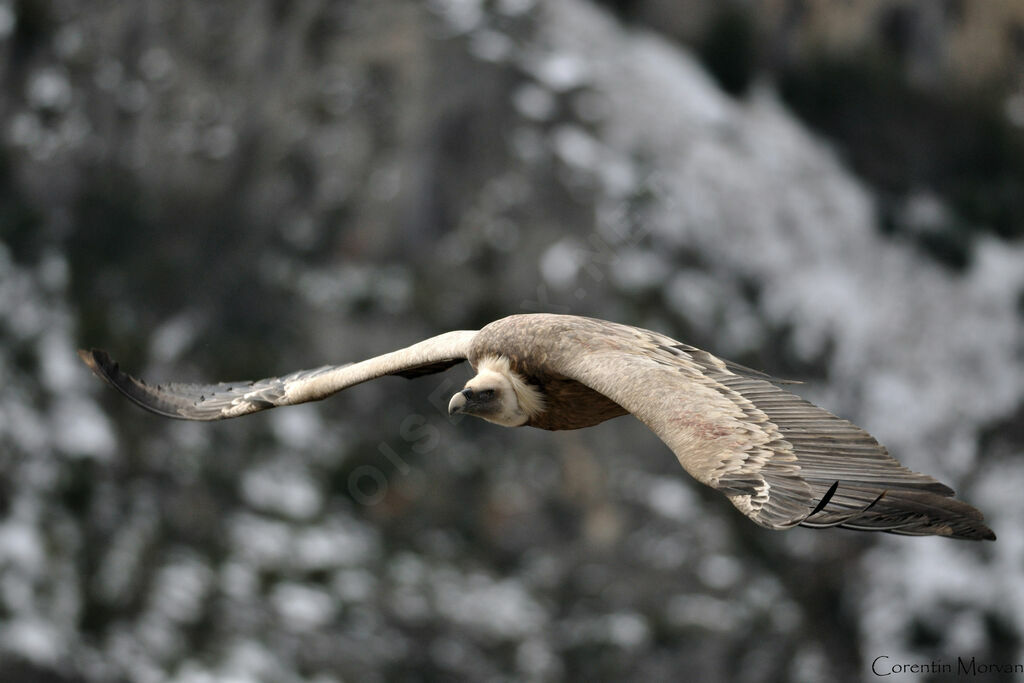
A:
[{"xmin": 79, "ymin": 313, "xmax": 994, "ymax": 541}]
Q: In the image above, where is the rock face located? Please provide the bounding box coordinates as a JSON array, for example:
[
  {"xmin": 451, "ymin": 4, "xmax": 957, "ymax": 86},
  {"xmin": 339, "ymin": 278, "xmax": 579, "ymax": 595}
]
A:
[{"xmin": 0, "ymin": 1, "xmax": 1022, "ymax": 681}]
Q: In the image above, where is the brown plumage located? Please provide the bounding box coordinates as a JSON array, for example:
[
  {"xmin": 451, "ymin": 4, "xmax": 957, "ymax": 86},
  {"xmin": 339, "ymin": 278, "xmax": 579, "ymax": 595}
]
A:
[{"xmin": 79, "ymin": 313, "xmax": 995, "ymax": 541}]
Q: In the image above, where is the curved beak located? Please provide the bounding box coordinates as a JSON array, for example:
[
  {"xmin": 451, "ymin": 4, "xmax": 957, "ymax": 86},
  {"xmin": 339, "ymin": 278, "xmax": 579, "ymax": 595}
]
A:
[{"xmin": 448, "ymin": 389, "xmax": 470, "ymax": 415}]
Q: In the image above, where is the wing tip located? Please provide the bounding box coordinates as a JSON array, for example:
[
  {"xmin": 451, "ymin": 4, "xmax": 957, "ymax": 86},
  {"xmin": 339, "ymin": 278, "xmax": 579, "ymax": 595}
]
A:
[
  {"xmin": 78, "ymin": 348, "xmax": 190, "ymax": 419},
  {"xmin": 78, "ymin": 348, "xmax": 117, "ymax": 380},
  {"xmin": 79, "ymin": 348, "xmax": 140, "ymax": 392},
  {"xmin": 944, "ymin": 513, "xmax": 996, "ymax": 541},
  {"xmin": 800, "ymin": 488, "xmax": 997, "ymax": 541},
  {"xmin": 902, "ymin": 521, "xmax": 996, "ymax": 541},
  {"xmin": 77, "ymin": 347, "xmax": 101, "ymax": 373}
]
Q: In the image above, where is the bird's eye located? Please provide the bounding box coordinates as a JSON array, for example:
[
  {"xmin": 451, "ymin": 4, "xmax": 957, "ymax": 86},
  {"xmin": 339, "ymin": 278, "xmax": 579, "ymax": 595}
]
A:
[{"xmin": 478, "ymin": 389, "xmax": 495, "ymax": 400}]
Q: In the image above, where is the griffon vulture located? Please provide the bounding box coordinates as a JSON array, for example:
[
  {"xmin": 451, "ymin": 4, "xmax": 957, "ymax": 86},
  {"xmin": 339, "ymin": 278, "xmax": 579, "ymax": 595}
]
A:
[{"xmin": 79, "ymin": 313, "xmax": 994, "ymax": 541}]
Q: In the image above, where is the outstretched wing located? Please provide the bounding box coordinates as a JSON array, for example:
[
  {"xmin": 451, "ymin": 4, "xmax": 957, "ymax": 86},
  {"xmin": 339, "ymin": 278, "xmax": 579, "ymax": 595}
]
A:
[
  {"xmin": 554, "ymin": 321, "xmax": 994, "ymax": 541},
  {"xmin": 79, "ymin": 330, "xmax": 477, "ymax": 421}
]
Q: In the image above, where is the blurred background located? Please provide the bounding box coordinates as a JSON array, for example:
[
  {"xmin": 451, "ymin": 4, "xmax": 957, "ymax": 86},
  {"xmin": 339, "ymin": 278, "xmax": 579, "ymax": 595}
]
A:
[{"xmin": 1, "ymin": 0, "xmax": 1023, "ymax": 681}]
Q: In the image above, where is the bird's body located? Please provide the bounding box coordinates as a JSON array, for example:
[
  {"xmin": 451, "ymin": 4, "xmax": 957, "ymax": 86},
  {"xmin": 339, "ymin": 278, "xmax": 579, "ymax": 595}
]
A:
[{"xmin": 79, "ymin": 313, "xmax": 995, "ymax": 541}]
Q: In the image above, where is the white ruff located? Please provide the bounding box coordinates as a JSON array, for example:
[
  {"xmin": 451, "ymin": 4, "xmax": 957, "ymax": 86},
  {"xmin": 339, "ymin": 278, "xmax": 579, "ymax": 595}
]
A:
[{"xmin": 476, "ymin": 355, "xmax": 545, "ymax": 419}]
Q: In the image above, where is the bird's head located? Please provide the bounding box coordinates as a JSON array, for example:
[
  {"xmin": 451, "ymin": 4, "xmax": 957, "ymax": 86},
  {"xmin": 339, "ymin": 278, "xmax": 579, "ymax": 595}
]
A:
[{"xmin": 448, "ymin": 356, "xmax": 544, "ymax": 427}]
